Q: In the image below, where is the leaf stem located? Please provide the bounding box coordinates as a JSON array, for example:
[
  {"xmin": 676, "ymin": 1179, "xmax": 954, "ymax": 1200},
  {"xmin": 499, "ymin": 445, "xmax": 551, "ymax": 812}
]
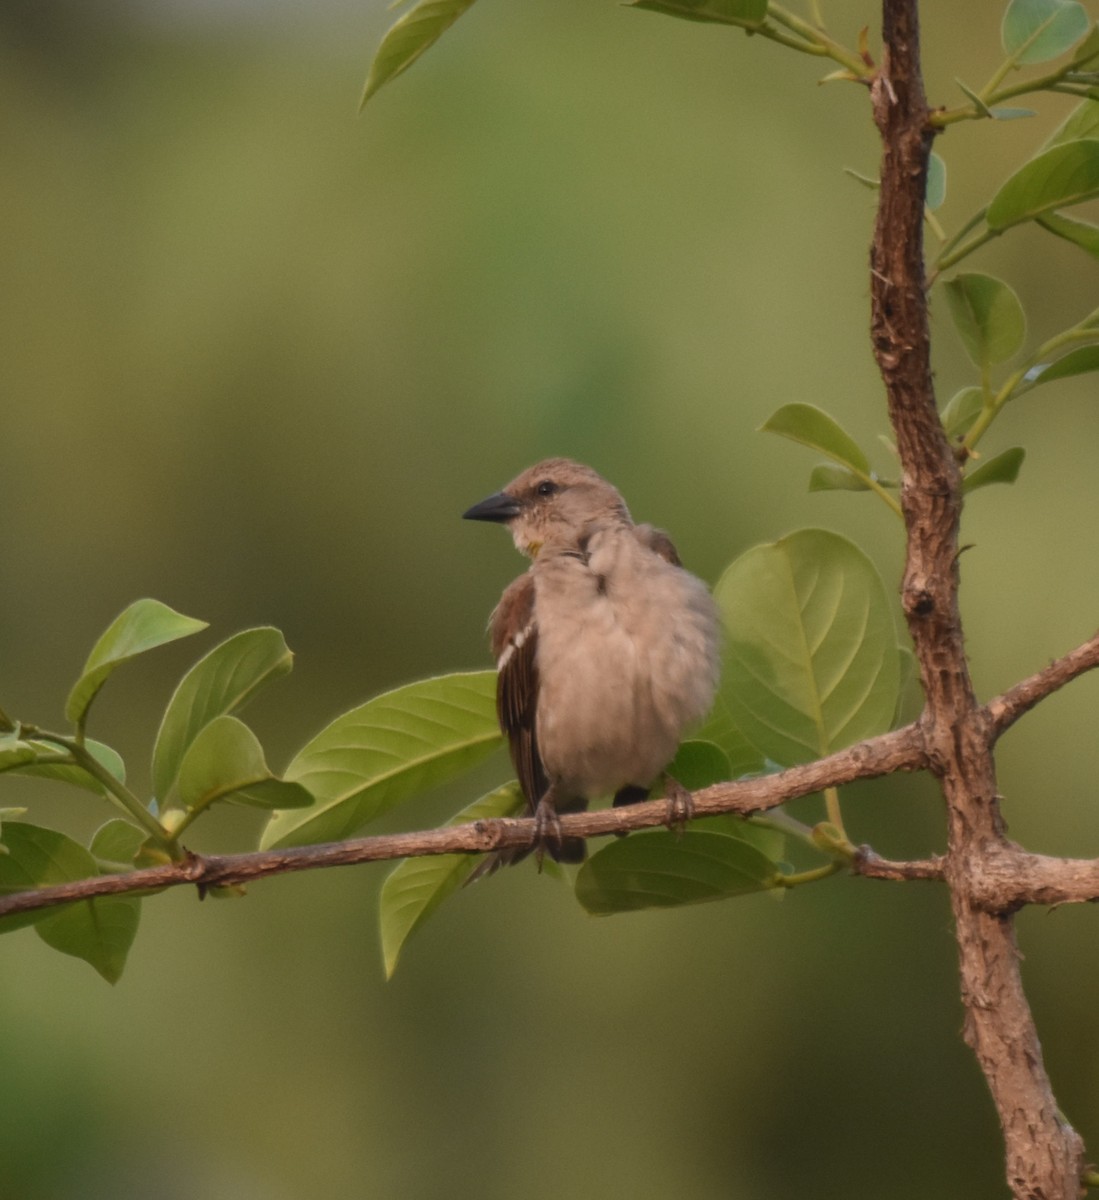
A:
[
  {"xmin": 753, "ymin": 802, "xmax": 856, "ymax": 863},
  {"xmin": 750, "ymin": 808, "xmax": 817, "ymax": 843},
  {"xmin": 765, "ymin": 5, "xmax": 873, "ymax": 77},
  {"xmin": 980, "ymin": 54, "xmax": 1026, "ymax": 104},
  {"xmin": 933, "ymin": 58, "xmax": 1086, "ymax": 128},
  {"xmin": 822, "ymin": 785, "xmax": 852, "ymax": 848},
  {"xmin": 778, "ymin": 859, "xmax": 845, "ymax": 887},
  {"xmin": 936, "ymin": 206, "xmax": 988, "ymax": 262},
  {"xmin": 963, "ymin": 321, "xmax": 1099, "ymax": 453},
  {"xmin": 935, "ymin": 224, "xmax": 1000, "ymax": 272},
  {"xmin": 803, "ymin": 446, "xmax": 904, "ymax": 517},
  {"xmin": 924, "ymin": 207, "xmax": 947, "ymax": 244},
  {"xmin": 753, "ymin": 20, "xmax": 828, "ymax": 55},
  {"xmin": 980, "ymin": 15, "xmax": 1070, "ymax": 103},
  {"xmin": 863, "ymin": 475, "xmax": 905, "ymax": 518},
  {"xmin": 27, "ymin": 729, "xmax": 172, "ymax": 848}
]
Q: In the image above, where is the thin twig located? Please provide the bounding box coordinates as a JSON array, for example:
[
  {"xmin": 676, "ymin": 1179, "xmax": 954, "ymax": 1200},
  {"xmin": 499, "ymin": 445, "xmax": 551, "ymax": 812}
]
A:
[
  {"xmin": 853, "ymin": 846, "xmax": 945, "ymax": 882},
  {"xmin": 987, "ymin": 630, "xmax": 1099, "ymax": 738}
]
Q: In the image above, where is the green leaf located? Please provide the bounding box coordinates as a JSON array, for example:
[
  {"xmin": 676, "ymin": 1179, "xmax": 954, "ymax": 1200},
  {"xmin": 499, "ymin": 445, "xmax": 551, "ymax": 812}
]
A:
[
  {"xmin": 761, "ymin": 403, "xmax": 871, "ymax": 475},
  {"xmin": 575, "ymin": 826, "xmax": 783, "ymax": 915},
  {"xmin": 0, "ymin": 742, "xmax": 36, "ymax": 774},
  {"xmin": 987, "ymin": 139, "xmax": 1099, "ymax": 230},
  {"xmin": 1046, "ymin": 99, "xmax": 1099, "ymax": 149},
  {"xmin": 174, "ymin": 716, "xmax": 312, "ymax": 815},
  {"xmin": 943, "ymin": 273, "xmax": 1026, "ymax": 369},
  {"xmin": 151, "ymin": 627, "xmax": 293, "ymax": 802},
  {"xmin": 89, "ymin": 819, "xmax": 146, "ymax": 870},
  {"xmin": 963, "ymin": 446, "xmax": 1026, "ymax": 491},
  {"xmin": 1070, "ymin": 22, "xmax": 1099, "ymax": 65},
  {"xmin": 842, "ymin": 167, "xmax": 880, "ymax": 191},
  {"xmin": 1037, "ymin": 210, "xmax": 1099, "ymax": 258},
  {"xmin": 35, "ymin": 896, "xmax": 140, "ymax": 985},
  {"xmin": 0, "ymin": 807, "xmax": 27, "ymax": 853},
  {"xmin": 262, "ymin": 671, "xmax": 502, "ymax": 849},
  {"xmin": 626, "ymin": 0, "xmax": 768, "ymax": 26},
  {"xmin": 956, "ymin": 77, "xmax": 994, "ymax": 117},
  {"xmin": 1, "ymin": 738, "xmax": 126, "ymax": 795},
  {"xmin": 713, "ymin": 529, "xmax": 900, "ymax": 766},
  {"xmin": 1029, "ymin": 344, "xmax": 1099, "ymax": 383},
  {"xmin": 694, "ymin": 696, "xmax": 766, "ymax": 778},
  {"xmin": 65, "ymin": 600, "xmax": 208, "ymax": 729},
  {"xmin": 666, "ymin": 740, "xmax": 732, "ymax": 790},
  {"xmin": 0, "ymin": 822, "xmax": 140, "ymax": 981},
  {"xmin": 379, "ymin": 782, "xmax": 525, "ymax": 978},
  {"xmin": 1002, "ymin": 0, "xmax": 1089, "ymax": 64},
  {"xmin": 808, "ymin": 465, "xmax": 872, "ymax": 493},
  {"xmin": 953, "ymin": 82, "xmax": 1035, "ymax": 123},
  {"xmin": 0, "ymin": 822, "xmax": 100, "ymax": 933},
  {"xmin": 361, "ymin": 0, "xmax": 478, "ymax": 107},
  {"xmin": 940, "ymin": 386, "xmax": 986, "ymax": 439},
  {"xmin": 691, "ymin": 814, "xmax": 786, "ymax": 861},
  {"xmin": 926, "ymin": 152, "xmax": 947, "ymax": 210}
]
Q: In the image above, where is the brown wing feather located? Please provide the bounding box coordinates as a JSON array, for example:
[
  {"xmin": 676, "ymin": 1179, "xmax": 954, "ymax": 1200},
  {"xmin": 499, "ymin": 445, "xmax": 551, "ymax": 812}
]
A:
[
  {"xmin": 489, "ymin": 573, "xmax": 546, "ymax": 811},
  {"xmin": 633, "ymin": 522, "xmax": 682, "ymax": 567}
]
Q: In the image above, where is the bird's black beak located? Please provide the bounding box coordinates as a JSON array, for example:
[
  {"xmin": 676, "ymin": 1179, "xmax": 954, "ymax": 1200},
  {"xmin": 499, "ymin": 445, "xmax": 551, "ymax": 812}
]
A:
[{"xmin": 463, "ymin": 491, "xmax": 521, "ymax": 523}]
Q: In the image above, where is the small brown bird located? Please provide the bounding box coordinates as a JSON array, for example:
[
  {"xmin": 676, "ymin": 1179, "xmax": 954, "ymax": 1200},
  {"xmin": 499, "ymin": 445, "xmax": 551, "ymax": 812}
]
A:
[{"xmin": 463, "ymin": 458, "xmax": 721, "ymax": 870}]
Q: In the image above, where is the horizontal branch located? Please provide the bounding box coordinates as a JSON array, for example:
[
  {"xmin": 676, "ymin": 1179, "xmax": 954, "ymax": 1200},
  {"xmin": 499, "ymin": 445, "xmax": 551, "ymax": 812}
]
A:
[
  {"xmin": 5, "ymin": 628, "xmax": 1097, "ymax": 924},
  {"xmin": 986, "ymin": 629, "xmax": 1099, "ymax": 738},
  {"xmin": 853, "ymin": 846, "xmax": 946, "ymax": 882},
  {"xmin": 970, "ymin": 847, "xmax": 1099, "ymax": 910},
  {"xmin": 0, "ymin": 723, "xmax": 927, "ymax": 920}
]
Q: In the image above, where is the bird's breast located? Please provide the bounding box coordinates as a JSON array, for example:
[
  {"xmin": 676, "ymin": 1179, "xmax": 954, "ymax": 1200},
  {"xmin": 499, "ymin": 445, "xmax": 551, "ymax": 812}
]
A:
[{"xmin": 532, "ymin": 546, "xmax": 720, "ymax": 799}]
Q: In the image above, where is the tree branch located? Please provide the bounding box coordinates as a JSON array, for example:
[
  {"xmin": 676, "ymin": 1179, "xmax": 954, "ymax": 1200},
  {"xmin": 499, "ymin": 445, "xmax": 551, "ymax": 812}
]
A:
[
  {"xmin": 0, "ymin": 723, "xmax": 927, "ymax": 920},
  {"xmin": 5, "ymin": 623, "xmax": 1098, "ymax": 929},
  {"xmin": 872, "ymin": 1, "xmax": 1085, "ymax": 1194},
  {"xmin": 971, "ymin": 848, "xmax": 1099, "ymax": 911},
  {"xmin": 853, "ymin": 846, "xmax": 945, "ymax": 882},
  {"xmin": 856, "ymin": 841, "xmax": 1099, "ymax": 910},
  {"xmin": 988, "ymin": 630, "xmax": 1099, "ymax": 738}
]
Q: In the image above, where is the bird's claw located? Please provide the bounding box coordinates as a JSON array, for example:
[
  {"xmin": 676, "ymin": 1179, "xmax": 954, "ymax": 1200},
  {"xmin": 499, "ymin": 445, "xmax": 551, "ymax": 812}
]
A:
[
  {"xmin": 664, "ymin": 776, "xmax": 694, "ymax": 836},
  {"xmin": 532, "ymin": 797, "xmax": 564, "ymax": 870}
]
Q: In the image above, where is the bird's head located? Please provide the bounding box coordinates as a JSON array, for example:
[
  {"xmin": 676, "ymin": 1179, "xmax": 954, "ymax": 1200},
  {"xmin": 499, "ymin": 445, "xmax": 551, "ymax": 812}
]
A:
[{"xmin": 463, "ymin": 458, "xmax": 631, "ymax": 558}]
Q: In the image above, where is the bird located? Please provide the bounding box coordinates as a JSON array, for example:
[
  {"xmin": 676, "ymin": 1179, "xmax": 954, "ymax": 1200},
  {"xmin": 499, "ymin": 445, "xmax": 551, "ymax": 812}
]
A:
[{"xmin": 463, "ymin": 457, "xmax": 721, "ymax": 872}]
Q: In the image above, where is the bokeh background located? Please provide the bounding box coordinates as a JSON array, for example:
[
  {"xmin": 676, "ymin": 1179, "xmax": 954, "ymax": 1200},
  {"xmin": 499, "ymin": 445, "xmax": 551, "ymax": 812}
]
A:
[{"xmin": 3, "ymin": 1, "xmax": 1098, "ymax": 1196}]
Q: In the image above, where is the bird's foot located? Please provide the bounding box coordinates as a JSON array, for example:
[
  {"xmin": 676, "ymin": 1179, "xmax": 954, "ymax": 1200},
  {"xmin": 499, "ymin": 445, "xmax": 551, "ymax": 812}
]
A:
[
  {"xmin": 663, "ymin": 775, "xmax": 694, "ymax": 836},
  {"xmin": 530, "ymin": 794, "xmax": 586, "ymax": 866},
  {"xmin": 532, "ymin": 796, "xmax": 563, "ymax": 870}
]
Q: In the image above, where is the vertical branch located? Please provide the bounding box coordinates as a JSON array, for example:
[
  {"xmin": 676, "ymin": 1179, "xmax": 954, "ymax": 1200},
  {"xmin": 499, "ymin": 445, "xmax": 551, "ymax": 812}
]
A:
[{"xmin": 870, "ymin": 2, "xmax": 1085, "ymax": 1196}]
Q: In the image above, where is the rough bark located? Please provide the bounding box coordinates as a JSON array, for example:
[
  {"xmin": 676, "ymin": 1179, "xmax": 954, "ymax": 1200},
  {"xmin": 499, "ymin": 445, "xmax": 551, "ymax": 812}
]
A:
[{"xmin": 871, "ymin": 2, "xmax": 1085, "ymax": 1195}]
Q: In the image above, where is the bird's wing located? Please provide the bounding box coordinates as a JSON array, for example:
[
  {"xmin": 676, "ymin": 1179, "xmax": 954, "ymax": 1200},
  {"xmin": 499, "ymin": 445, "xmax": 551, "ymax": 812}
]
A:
[
  {"xmin": 633, "ymin": 522, "xmax": 683, "ymax": 568},
  {"xmin": 489, "ymin": 572, "xmax": 547, "ymax": 811}
]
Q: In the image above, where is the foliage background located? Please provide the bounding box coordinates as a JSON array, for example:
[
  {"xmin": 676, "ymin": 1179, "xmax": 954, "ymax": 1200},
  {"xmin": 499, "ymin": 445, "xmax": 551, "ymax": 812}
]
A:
[{"xmin": 2, "ymin": 1, "xmax": 1098, "ymax": 1195}]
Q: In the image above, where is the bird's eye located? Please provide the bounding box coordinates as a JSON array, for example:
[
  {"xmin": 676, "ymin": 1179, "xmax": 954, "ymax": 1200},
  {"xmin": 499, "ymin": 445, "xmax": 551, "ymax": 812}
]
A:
[{"xmin": 535, "ymin": 480, "xmax": 559, "ymax": 497}]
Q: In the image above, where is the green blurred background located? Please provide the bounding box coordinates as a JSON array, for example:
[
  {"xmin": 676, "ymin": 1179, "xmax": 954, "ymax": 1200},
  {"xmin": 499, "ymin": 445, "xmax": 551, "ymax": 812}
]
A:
[{"xmin": 2, "ymin": 1, "xmax": 1098, "ymax": 1196}]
